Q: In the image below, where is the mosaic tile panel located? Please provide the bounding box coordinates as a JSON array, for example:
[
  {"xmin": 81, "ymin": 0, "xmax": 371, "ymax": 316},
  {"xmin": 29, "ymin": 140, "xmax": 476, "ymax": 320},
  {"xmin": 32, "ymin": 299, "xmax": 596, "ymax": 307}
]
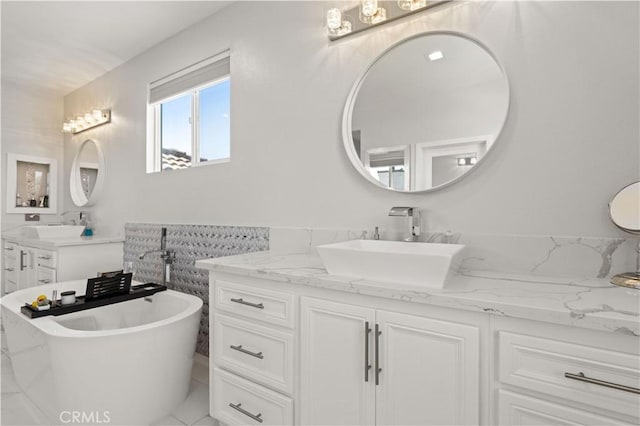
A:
[{"xmin": 123, "ymin": 223, "xmax": 269, "ymax": 355}]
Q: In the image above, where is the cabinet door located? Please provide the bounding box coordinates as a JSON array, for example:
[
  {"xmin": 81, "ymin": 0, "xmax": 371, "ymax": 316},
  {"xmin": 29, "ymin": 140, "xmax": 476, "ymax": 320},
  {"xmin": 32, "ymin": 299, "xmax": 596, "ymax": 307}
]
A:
[
  {"xmin": 17, "ymin": 246, "xmax": 37, "ymax": 290},
  {"xmin": 300, "ymin": 297, "xmax": 376, "ymax": 426},
  {"xmin": 375, "ymin": 310, "xmax": 480, "ymax": 425}
]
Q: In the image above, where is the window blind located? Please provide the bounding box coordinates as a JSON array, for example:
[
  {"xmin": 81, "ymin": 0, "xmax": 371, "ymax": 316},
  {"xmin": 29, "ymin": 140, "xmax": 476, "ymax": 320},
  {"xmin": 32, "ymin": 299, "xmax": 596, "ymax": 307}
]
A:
[
  {"xmin": 149, "ymin": 54, "xmax": 230, "ymax": 104},
  {"xmin": 369, "ymin": 151, "xmax": 405, "ymax": 168}
]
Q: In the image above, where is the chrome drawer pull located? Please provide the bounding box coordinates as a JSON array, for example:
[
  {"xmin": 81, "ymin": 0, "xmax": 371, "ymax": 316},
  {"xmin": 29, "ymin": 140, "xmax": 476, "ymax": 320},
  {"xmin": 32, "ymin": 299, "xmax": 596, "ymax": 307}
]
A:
[
  {"xmin": 4, "ymin": 268, "xmax": 14, "ymax": 272},
  {"xmin": 38, "ymin": 255, "xmax": 52, "ymax": 260},
  {"xmin": 564, "ymin": 372, "xmax": 640, "ymax": 394},
  {"xmin": 230, "ymin": 297, "xmax": 264, "ymax": 309},
  {"xmin": 230, "ymin": 344, "xmax": 264, "ymax": 359},
  {"xmin": 5, "ymin": 247, "xmax": 14, "ymax": 251},
  {"xmin": 375, "ymin": 323, "xmax": 382, "ymax": 386},
  {"xmin": 38, "ymin": 279, "xmax": 52, "ymax": 284},
  {"xmin": 364, "ymin": 321, "xmax": 371, "ymax": 382},
  {"xmin": 229, "ymin": 402, "xmax": 263, "ymax": 423}
]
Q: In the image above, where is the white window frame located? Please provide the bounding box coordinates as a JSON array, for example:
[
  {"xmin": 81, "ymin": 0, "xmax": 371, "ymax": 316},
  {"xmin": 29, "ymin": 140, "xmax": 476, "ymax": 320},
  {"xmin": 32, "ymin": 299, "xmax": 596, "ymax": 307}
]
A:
[{"xmin": 146, "ymin": 50, "xmax": 230, "ymax": 173}]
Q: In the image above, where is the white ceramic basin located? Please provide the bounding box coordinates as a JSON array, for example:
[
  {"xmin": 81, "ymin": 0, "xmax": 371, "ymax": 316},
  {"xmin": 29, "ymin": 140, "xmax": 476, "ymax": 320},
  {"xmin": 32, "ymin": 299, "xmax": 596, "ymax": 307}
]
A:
[
  {"xmin": 23, "ymin": 225, "xmax": 85, "ymax": 239},
  {"xmin": 317, "ymin": 240, "xmax": 465, "ymax": 290}
]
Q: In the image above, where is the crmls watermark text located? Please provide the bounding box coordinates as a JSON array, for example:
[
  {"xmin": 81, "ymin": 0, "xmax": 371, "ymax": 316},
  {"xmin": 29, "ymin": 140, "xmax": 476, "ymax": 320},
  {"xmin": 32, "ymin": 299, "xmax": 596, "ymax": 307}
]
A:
[{"xmin": 59, "ymin": 411, "xmax": 111, "ymax": 424}]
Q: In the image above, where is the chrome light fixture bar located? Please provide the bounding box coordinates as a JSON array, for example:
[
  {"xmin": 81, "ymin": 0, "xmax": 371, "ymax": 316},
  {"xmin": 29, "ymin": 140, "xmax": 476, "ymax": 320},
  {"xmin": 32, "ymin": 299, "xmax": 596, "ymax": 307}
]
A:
[
  {"xmin": 327, "ymin": 0, "xmax": 450, "ymax": 41},
  {"xmin": 62, "ymin": 109, "xmax": 111, "ymax": 134}
]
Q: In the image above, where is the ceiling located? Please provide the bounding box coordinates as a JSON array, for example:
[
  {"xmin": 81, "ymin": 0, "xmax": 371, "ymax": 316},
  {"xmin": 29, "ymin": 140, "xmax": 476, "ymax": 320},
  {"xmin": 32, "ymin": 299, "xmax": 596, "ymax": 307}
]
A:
[{"xmin": 1, "ymin": 1, "xmax": 231, "ymax": 97}]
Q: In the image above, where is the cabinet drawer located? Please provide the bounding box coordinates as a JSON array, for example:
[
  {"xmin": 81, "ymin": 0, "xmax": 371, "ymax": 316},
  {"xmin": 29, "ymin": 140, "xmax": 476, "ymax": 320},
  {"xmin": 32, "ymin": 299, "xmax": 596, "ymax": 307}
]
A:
[
  {"xmin": 498, "ymin": 390, "xmax": 634, "ymax": 425},
  {"xmin": 36, "ymin": 267, "xmax": 57, "ymax": 285},
  {"xmin": 4, "ymin": 242, "xmax": 17, "ymax": 259},
  {"xmin": 498, "ymin": 331, "xmax": 640, "ymax": 418},
  {"xmin": 36, "ymin": 249, "xmax": 56, "ymax": 268},
  {"xmin": 214, "ymin": 314, "xmax": 294, "ymax": 393},
  {"xmin": 4, "ymin": 266, "xmax": 17, "ymax": 283},
  {"xmin": 214, "ymin": 280, "xmax": 295, "ymax": 328},
  {"xmin": 213, "ymin": 368, "xmax": 293, "ymax": 426},
  {"xmin": 5, "ymin": 280, "xmax": 17, "ymax": 294}
]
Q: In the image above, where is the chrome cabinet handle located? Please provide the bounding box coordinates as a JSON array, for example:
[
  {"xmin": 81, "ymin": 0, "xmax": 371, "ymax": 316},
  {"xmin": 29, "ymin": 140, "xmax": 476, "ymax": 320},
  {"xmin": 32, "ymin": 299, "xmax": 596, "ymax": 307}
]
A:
[
  {"xmin": 230, "ymin": 344, "xmax": 264, "ymax": 359},
  {"xmin": 38, "ymin": 279, "xmax": 52, "ymax": 284},
  {"xmin": 375, "ymin": 323, "xmax": 382, "ymax": 386},
  {"xmin": 565, "ymin": 372, "xmax": 640, "ymax": 394},
  {"xmin": 230, "ymin": 297, "xmax": 264, "ymax": 309},
  {"xmin": 229, "ymin": 402, "xmax": 263, "ymax": 423},
  {"xmin": 364, "ymin": 321, "xmax": 372, "ymax": 382},
  {"xmin": 38, "ymin": 255, "xmax": 52, "ymax": 260},
  {"xmin": 4, "ymin": 268, "xmax": 14, "ymax": 272},
  {"xmin": 20, "ymin": 250, "xmax": 26, "ymax": 271},
  {"xmin": 4, "ymin": 247, "xmax": 14, "ymax": 251}
]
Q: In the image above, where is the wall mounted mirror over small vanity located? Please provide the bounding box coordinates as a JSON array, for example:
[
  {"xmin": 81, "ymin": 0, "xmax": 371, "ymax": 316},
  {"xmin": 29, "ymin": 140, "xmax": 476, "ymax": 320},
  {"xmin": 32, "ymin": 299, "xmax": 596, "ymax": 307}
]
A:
[
  {"xmin": 5, "ymin": 153, "xmax": 57, "ymax": 214},
  {"xmin": 70, "ymin": 139, "xmax": 105, "ymax": 207},
  {"xmin": 343, "ymin": 31, "xmax": 510, "ymax": 192}
]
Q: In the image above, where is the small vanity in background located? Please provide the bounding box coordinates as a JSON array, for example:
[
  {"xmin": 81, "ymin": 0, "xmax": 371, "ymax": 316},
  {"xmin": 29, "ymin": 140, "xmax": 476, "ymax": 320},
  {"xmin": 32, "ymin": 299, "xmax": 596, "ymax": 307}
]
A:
[{"xmin": 2, "ymin": 229, "xmax": 124, "ymax": 295}]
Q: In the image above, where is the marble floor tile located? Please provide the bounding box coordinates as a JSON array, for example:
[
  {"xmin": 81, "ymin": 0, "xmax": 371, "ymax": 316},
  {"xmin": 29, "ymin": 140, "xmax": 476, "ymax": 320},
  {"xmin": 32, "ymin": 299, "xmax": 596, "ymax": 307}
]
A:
[
  {"xmin": 1, "ymin": 353, "xmax": 20, "ymax": 394},
  {"xmin": 0, "ymin": 393, "xmax": 46, "ymax": 425},
  {"xmin": 191, "ymin": 358, "xmax": 209, "ymax": 385},
  {"xmin": 150, "ymin": 414, "xmax": 186, "ymax": 425},
  {"xmin": 172, "ymin": 381, "xmax": 209, "ymax": 426},
  {"xmin": 193, "ymin": 416, "xmax": 219, "ymax": 426}
]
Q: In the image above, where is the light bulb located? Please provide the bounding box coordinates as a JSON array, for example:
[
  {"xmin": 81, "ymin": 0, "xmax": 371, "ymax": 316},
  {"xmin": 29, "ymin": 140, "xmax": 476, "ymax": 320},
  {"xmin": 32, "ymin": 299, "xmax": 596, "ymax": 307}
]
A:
[
  {"xmin": 62, "ymin": 123, "xmax": 71, "ymax": 132},
  {"xmin": 84, "ymin": 113, "xmax": 94, "ymax": 123},
  {"xmin": 327, "ymin": 8, "xmax": 342, "ymax": 30},
  {"xmin": 397, "ymin": 0, "xmax": 427, "ymax": 11},
  {"xmin": 458, "ymin": 158, "xmax": 466, "ymax": 166},
  {"xmin": 470, "ymin": 157, "xmax": 477, "ymax": 165},
  {"xmin": 92, "ymin": 109, "xmax": 103, "ymax": 120},
  {"xmin": 361, "ymin": 0, "xmax": 378, "ymax": 17},
  {"xmin": 397, "ymin": 0, "xmax": 412, "ymax": 10}
]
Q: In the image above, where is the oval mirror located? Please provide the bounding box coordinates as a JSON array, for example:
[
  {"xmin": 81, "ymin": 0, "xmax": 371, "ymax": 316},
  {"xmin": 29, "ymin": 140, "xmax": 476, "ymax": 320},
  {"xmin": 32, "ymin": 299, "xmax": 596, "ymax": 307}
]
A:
[
  {"xmin": 70, "ymin": 139, "xmax": 105, "ymax": 207},
  {"xmin": 609, "ymin": 181, "xmax": 640, "ymax": 234},
  {"xmin": 343, "ymin": 32, "xmax": 510, "ymax": 192}
]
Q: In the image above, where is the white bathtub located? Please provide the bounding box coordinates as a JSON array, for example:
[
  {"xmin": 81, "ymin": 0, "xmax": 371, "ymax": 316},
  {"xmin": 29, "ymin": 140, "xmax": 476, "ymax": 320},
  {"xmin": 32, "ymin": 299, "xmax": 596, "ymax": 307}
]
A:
[{"xmin": 0, "ymin": 280, "xmax": 203, "ymax": 425}]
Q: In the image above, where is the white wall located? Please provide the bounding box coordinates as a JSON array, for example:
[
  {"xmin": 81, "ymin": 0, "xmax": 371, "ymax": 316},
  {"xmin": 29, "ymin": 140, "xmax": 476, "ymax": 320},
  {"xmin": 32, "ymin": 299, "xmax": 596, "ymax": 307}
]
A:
[
  {"xmin": 1, "ymin": 81, "xmax": 64, "ymax": 231},
  {"xmin": 63, "ymin": 1, "xmax": 639, "ymax": 238}
]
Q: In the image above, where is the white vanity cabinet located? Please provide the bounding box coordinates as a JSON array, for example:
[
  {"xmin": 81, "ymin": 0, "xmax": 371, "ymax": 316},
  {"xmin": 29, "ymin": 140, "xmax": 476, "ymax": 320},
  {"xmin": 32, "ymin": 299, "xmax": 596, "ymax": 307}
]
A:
[
  {"xmin": 300, "ymin": 297, "xmax": 480, "ymax": 426},
  {"xmin": 199, "ymin": 253, "xmax": 639, "ymax": 426},
  {"xmin": 492, "ymin": 316, "xmax": 640, "ymax": 426},
  {"xmin": 207, "ymin": 272, "xmax": 483, "ymax": 426},
  {"xmin": 1, "ymin": 236, "xmax": 123, "ymax": 295}
]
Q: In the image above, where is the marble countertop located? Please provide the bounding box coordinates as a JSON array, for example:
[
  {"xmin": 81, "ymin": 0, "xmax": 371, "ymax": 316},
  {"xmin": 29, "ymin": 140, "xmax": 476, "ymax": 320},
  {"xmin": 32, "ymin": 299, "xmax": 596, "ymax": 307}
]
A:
[
  {"xmin": 196, "ymin": 251, "xmax": 640, "ymax": 337},
  {"xmin": 2, "ymin": 233, "xmax": 124, "ymax": 248}
]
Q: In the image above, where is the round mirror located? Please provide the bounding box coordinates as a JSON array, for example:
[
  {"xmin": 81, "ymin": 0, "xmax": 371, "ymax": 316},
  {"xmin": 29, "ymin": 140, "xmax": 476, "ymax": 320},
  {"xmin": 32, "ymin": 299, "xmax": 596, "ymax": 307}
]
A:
[
  {"xmin": 609, "ymin": 181, "xmax": 640, "ymax": 234},
  {"xmin": 70, "ymin": 139, "xmax": 105, "ymax": 207},
  {"xmin": 343, "ymin": 32, "xmax": 510, "ymax": 192}
]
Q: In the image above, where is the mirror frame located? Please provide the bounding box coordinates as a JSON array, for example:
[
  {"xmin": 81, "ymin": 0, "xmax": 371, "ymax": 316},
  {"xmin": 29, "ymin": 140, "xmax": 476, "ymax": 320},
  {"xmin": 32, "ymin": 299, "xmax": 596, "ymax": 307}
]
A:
[
  {"xmin": 5, "ymin": 153, "xmax": 58, "ymax": 214},
  {"xmin": 70, "ymin": 139, "xmax": 105, "ymax": 207},
  {"xmin": 342, "ymin": 30, "xmax": 511, "ymax": 193}
]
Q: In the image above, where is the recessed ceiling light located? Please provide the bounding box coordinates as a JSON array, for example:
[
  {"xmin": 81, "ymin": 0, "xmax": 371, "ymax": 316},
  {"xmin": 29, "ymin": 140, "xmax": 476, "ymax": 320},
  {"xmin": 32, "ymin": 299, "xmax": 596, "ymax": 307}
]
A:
[{"xmin": 427, "ymin": 51, "xmax": 444, "ymax": 61}]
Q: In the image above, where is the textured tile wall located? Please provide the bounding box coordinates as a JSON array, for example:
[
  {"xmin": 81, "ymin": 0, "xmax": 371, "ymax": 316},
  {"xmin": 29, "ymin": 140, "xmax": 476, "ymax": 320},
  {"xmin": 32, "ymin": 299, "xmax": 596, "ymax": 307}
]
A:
[{"xmin": 123, "ymin": 223, "xmax": 269, "ymax": 355}]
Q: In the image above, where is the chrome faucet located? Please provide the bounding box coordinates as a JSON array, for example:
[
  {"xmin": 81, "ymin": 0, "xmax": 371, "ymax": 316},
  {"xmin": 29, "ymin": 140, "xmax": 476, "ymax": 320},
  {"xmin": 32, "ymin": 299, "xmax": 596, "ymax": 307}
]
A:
[
  {"xmin": 389, "ymin": 207, "xmax": 421, "ymax": 242},
  {"xmin": 138, "ymin": 227, "xmax": 175, "ymax": 286}
]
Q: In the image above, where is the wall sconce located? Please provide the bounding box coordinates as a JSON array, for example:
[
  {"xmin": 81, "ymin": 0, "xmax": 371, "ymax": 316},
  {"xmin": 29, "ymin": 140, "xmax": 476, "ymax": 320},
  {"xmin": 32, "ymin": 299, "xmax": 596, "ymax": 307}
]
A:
[
  {"xmin": 457, "ymin": 155, "xmax": 477, "ymax": 166},
  {"xmin": 326, "ymin": 0, "xmax": 450, "ymax": 41},
  {"xmin": 62, "ymin": 109, "xmax": 111, "ymax": 134}
]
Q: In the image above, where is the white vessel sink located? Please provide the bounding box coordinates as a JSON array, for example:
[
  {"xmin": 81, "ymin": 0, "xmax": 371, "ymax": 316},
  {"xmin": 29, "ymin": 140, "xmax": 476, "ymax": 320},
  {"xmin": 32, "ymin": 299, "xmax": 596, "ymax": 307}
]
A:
[
  {"xmin": 317, "ymin": 240, "xmax": 465, "ymax": 290},
  {"xmin": 23, "ymin": 225, "xmax": 85, "ymax": 239}
]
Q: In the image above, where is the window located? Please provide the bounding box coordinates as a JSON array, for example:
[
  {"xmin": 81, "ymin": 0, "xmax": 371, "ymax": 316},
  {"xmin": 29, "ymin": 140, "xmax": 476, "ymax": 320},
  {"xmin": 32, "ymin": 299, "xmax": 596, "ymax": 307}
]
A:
[{"xmin": 147, "ymin": 51, "xmax": 230, "ymax": 172}]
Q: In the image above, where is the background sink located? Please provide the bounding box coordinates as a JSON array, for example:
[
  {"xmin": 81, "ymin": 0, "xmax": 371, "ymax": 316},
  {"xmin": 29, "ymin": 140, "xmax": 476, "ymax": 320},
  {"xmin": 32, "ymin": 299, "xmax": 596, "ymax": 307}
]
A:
[
  {"xmin": 317, "ymin": 239, "xmax": 465, "ymax": 290},
  {"xmin": 23, "ymin": 225, "xmax": 85, "ymax": 239}
]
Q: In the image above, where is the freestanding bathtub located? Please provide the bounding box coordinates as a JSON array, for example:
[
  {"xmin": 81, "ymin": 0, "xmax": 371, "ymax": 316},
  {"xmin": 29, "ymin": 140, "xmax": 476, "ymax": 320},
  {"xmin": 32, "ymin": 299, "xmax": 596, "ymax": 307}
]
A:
[{"xmin": 1, "ymin": 280, "xmax": 203, "ymax": 425}]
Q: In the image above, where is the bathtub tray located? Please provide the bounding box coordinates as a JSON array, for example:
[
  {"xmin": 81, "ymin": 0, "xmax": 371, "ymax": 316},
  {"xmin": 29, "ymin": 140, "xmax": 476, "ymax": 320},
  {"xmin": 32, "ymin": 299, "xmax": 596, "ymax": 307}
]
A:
[{"xmin": 20, "ymin": 283, "xmax": 167, "ymax": 319}]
